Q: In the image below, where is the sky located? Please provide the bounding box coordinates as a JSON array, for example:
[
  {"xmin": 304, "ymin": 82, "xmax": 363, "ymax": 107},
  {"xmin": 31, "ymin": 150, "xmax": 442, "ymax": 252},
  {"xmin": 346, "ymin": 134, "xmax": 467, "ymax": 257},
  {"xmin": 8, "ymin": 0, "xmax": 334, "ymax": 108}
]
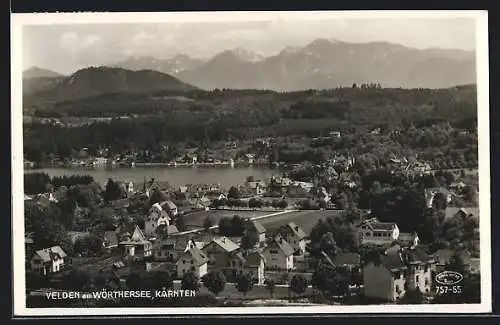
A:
[{"xmin": 21, "ymin": 16, "xmax": 477, "ymax": 75}]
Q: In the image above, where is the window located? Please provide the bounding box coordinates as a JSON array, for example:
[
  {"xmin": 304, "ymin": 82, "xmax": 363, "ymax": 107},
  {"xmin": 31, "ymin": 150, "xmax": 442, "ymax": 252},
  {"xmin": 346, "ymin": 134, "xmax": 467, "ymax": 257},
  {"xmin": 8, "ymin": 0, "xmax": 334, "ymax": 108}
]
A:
[
  {"xmin": 183, "ymin": 260, "xmax": 186, "ymax": 264},
  {"xmin": 269, "ymin": 250, "xmax": 278, "ymax": 254},
  {"xmin": 425, "ymin": 278, "xmax": 429, "ymax": 286},
  {"xmin": 416, "ymin": 275, "xmax": 420, "ymax": 283},
  {"xmin": 191, "ymin": 260, "xmax": 194, "ymax": 265},
  {"xmin": 424, "ymin": 265, "xmax": 429, "ymax": 272},
  {"xmin": 395, "ymin": 285, "xmax": 400, "ymax": 293}
]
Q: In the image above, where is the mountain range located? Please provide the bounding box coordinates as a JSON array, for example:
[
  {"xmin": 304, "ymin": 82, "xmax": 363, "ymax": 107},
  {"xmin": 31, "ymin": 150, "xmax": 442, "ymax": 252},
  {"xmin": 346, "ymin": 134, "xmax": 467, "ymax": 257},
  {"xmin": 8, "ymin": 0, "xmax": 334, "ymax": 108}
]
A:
[
  {"xmin": 22, "ymin": 39, "xmax": 476, "ymax": 104},
  {"xmin": 112, "ymin": 39, "xmax": 476, "ymax": 90}
]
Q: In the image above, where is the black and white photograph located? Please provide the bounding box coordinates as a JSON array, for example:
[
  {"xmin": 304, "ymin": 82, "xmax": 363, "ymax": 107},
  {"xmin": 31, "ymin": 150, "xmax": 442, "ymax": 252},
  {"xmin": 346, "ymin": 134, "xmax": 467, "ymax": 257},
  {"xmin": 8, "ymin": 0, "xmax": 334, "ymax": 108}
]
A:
[{"xmin": 11, "ymin": 10, "xmax": 491, "ymax": 316}]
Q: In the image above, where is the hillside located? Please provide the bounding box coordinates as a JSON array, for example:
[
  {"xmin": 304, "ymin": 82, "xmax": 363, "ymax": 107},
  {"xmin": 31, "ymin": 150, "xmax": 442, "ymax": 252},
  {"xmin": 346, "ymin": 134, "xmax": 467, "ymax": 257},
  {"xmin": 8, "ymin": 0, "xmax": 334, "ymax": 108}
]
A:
[
  {"xmin": 23, "ymin": 67, "xmax": 63, "ymax": 79},
  {"xmin": 175, "ymin": 39, "xmax": 476, "ymax": 90},
  {"xmin": 23, "ymin": 66, "xmax": 198, "ymax": 107},
  {"xmin": 23, "ymin": 76, "xmax": 65, "ymax": 95}
]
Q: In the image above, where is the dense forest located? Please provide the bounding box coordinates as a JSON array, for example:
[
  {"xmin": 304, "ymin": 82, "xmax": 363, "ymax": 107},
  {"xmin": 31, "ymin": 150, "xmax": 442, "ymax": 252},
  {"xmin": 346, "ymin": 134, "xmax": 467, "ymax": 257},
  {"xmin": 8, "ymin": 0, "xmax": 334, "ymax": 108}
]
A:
[{"xmin": 24, "ymin": 85, "xmax": 478, "ymax": 166}]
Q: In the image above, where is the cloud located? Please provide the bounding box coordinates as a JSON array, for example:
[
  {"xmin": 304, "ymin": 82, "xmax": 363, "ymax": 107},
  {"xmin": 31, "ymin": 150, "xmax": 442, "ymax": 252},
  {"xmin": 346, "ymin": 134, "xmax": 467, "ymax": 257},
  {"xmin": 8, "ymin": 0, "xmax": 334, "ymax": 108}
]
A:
[{"xmin": 82, "ymin": 35, "xmax": 102, "ymax": 48}]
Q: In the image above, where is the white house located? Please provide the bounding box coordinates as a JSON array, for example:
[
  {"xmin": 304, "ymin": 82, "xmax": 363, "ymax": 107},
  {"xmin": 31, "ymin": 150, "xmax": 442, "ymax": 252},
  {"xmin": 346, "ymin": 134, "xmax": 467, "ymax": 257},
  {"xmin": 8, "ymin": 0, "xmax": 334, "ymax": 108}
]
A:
[
  {"xmin": 176, "ymin": 247, "xmax": 209, "ymax": 279},
  {"xmin": 160, "ymin": 200, "xmax": 178, "ymax": 217},
  {"xmin": 245, "ymin": 220, "xmax": 267, "ymax": 245},
  {"xmin": 263, "ymin": 235, "xmax": 294, "ymax": 270},
  {"xmin": 277, "ymin": 222, "xmax": 307, "ymax": 255},
  {"xmin": 144, "ymin": 203, "xmax": 171, "ymax": 237},
  {"xmin": 358, "ymin": 218, "xmax": 400, "ymax": 245},
  {"xmin": 363, "ymin": 246, "xmax": 435, "ymax": 302},
  {"xmin": 31, "ymin": 246, "xmax": 67, "ymax": 275}
]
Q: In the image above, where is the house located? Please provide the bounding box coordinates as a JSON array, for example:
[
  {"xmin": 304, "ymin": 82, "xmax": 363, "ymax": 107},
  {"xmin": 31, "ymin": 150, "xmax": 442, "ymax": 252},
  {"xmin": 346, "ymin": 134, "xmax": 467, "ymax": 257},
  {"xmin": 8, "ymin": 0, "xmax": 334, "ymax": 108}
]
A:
[
  {"xmin": 398, "ymin": 232, "xmax": 420, "ymax": 248},
  {"xmin": 160, "ymin": 200, "xmax": 178, "ymax": 217},
  {"xmin": 424, "ymin": 187, "xmax": 452, "ymax": 208},
  {"xmin": 363, "ymin": 246, "xmax": 435, "ymax": 302},
  {"xmin": 245, "ymin": 220, "xmax": 267, "ymax": 245},
  {"xmin": 31, "ymin": 246, "xmax": 67, "ymax": 275},
  {"xmin": 201, "ymin": 236, "xmax": 239, "ymax": 269},
  {"xmin": 111, "ymin": 198, "xmax": 130, "ymax": 211},
  {"xmin": 358, "ymin": 218, "xmax": 400, "ymax": 246},
  {"xmin": 449, "ymin": 181, "xmax": 466, "ymax": 191},
  {"xmin": 329, "ymin": 131, "xmax": 341, "ymax": 139},
  {"xmin": 263, "ymin": 235, "xmax": 294, "ymax": 270},
  {"xmin": 277, "ymin": 222, "xmax": 307, "ymax": 255},
  {"xmin": 118, "ymin": 226, "xmax": 153, "ymax": 258},
  {"xmin": 103, "ymin": 231, "xmax": 119, "ymax": 250},
  {"xmin": 244, "ymin": 252, "xmax": 266, "ymax": 284},
  {"xmin": 176, "ymin": 247, "xmax": 209, "ymax": 279},
  {"xmin": 245, "ymin": 154, "xmax": 255, "ymax": 164},
  {"xmin": 246, "ymin": 180, "xmax": 267, "ymax": 196},
  {"xmin": 154, "ymin": 237, "xmax": 197, "ymax": 262},
  {"xmin": 144, "ymin": 203, "xmax": 171, "ymax": 237},
  {"xmin": 156, "ymin": 224, "xmax": 180, "ymax": 238},
  {"xmin": 445, "ymin": 207, "xmax": 480, "ymax": 220}
]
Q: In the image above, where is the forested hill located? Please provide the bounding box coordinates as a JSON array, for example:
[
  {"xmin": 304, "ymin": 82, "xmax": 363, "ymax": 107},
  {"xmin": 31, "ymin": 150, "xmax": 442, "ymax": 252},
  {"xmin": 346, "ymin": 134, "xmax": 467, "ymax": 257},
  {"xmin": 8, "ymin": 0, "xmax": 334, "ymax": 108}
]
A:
[
  {"xmin": 24, "ymin": 84, "xmax": 477, "ymax": 162},
  {"xmin": 23, "ymin": 66, "xmax": 197, "ymax": 107}
]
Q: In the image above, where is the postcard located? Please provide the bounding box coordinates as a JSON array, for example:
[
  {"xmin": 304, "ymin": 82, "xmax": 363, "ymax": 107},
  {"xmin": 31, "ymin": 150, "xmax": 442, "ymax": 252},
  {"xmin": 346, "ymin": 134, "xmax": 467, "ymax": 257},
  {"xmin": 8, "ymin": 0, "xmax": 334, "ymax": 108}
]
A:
[{"xmin": 11, "ymin": 10, "xmax": 491, "ymax": 316}]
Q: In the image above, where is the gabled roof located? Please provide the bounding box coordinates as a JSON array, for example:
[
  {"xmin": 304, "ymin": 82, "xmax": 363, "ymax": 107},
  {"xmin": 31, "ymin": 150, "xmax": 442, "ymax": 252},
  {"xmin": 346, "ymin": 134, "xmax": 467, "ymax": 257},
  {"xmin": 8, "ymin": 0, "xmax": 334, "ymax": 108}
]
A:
[
  {"xmin": 445, "ymin": 207, "xmax": 480, "ymax": 220},
  {"xmin": 182, "ymin": 247, "xmax": 209, "ymax": 266},
  {"xmin": 161, "ymin": 200, "xmax": 177, "ymax": 211},
  {"xmin": 286, "ymin": 222, "xmax": 307, "ymax": 239},
  {"xmin": 119, "ymin": 226, "xmax": 150, "ymax": 245},
  {"xmin": 247, "ymin": 220, "xmax": 266, "ymax": 234},
  {"xmin": 380, "ymin": 250, "xmax": 407, "ymax": 271},
  {"xmin": 207, "ymin": 237, "xmax": 239, "ymax": 253},
  {"xmin": 361, "ymin": 218, "xmax": 397, "ymax": 231},
  {"xmin": 245, "ymin": 252, "xmax": 265, "ymax": 267},
  {"xmin": 103, "ymin": 231, "xmax": 119, "ymax": 247},
  {"xmin": 33, "ymin": 246, "xmax": 67, "ymax": 262},
  {"xmin": 268, "ymin": 236, "xmax": 294, "ymax": 257}
]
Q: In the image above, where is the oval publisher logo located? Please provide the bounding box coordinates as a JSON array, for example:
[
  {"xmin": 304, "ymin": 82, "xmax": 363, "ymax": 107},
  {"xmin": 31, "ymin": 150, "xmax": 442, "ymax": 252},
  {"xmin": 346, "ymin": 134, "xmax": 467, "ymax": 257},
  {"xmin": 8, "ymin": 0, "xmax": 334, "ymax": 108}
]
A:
[{"xmin": 435, "ymin": 271, "xmax": 464, "ymax": 285}]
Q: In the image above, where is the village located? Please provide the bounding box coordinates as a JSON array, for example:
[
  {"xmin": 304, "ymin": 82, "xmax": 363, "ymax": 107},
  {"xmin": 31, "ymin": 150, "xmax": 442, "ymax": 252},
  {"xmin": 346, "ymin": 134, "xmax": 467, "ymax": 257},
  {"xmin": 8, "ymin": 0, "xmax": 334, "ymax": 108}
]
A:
[{"xmin": 25, "ymin": 154, "xmax": 481, "ymax": 306}]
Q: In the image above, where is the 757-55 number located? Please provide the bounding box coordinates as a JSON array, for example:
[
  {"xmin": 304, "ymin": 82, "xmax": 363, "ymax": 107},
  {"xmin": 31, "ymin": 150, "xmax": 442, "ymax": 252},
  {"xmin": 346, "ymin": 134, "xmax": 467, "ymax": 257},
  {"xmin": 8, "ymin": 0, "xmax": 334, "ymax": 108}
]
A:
[{"xmin": 435, "ymin": 285, "xmax": 462, "ymax": 295}]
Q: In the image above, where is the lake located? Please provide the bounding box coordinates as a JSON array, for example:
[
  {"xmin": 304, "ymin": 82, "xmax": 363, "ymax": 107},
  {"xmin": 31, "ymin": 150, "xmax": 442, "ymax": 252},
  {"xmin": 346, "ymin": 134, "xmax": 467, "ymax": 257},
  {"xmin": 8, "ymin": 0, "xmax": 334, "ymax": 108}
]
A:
[{"xmin": 25, "ymin": 167, "xmax": 278, "ymax": 189}]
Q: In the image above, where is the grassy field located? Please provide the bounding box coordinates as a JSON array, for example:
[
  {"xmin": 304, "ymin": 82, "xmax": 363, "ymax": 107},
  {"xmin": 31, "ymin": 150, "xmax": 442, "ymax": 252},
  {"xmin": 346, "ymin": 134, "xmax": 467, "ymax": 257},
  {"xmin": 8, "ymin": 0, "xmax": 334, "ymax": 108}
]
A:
[
  {"xmin": 182, "ymin": 210, "xmax": 272, "ymax": 228},
  {"xmin": 258, "ymin": 210, "xmax": 345, "ymax": 235}
]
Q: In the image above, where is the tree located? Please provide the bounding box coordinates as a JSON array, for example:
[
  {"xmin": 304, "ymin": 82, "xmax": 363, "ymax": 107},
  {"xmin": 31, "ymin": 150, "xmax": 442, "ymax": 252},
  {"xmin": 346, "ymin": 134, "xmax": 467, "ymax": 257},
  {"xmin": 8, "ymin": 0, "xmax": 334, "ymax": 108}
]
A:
[
  {"xmin": 248, "ymin": 198, "xmax": 262, "ymax": 209},
  {"xmin": 265, "ymin": 278, "xmax": 276, "ymax": 299},
  {"xmin": 446, "ymin": 251, "xmax": 468, "ymax": 274},
  {"xmin": 432, "ymin": 192, "xmax": 448, "ymax": 210},
  {"xmin": 149, "ymin": 189, "xmax": 168, "ymax": 205},
  {"xmin": 203, "ymin": 216, "xmax": 214, "ymax": 231},
  {"xmin": 175, "ymin": 214, "xmax": 187, "ymax": 232},
  {"xmin": 246, "ymin": 176, "xmax": 255, "ymax": 182},
  {"xmin": 241, "ymin": 228, "xmax": 259, "ymax": 250},
  {"xmin": 289, "ymin": 274, "xmax": 308, "ymax": 301},
  {"xmin": 103, "ymin": 178, "xmax": 124, "ymax": 202},
  {"xmin": 202, "ymin": 270, "xmax": 226, "ymax": 297},
  {"xmin": 235, "ymin": 272, "xmax": 254, "ymax": 299},
  {"xmin": 227, "ymin": 186, "xmax": 241, "ymax": 199},
  {"xmin": 398, "ymin": 288, "xmax": 424, "ymax": 304},
  {"xmin": 24, "ymin": 172, "xmax": 51, "ymax": 195},
  {"xmin": 74, "ymin": 234, "xmax": 104, "ymax": 257},
  {"xmin": 181, "ymin": 271, "xmax": 200, "ymax": 291},
  {"xmin": 277, "ymin": 200, "xmax": 288, "ymax": 209}
]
